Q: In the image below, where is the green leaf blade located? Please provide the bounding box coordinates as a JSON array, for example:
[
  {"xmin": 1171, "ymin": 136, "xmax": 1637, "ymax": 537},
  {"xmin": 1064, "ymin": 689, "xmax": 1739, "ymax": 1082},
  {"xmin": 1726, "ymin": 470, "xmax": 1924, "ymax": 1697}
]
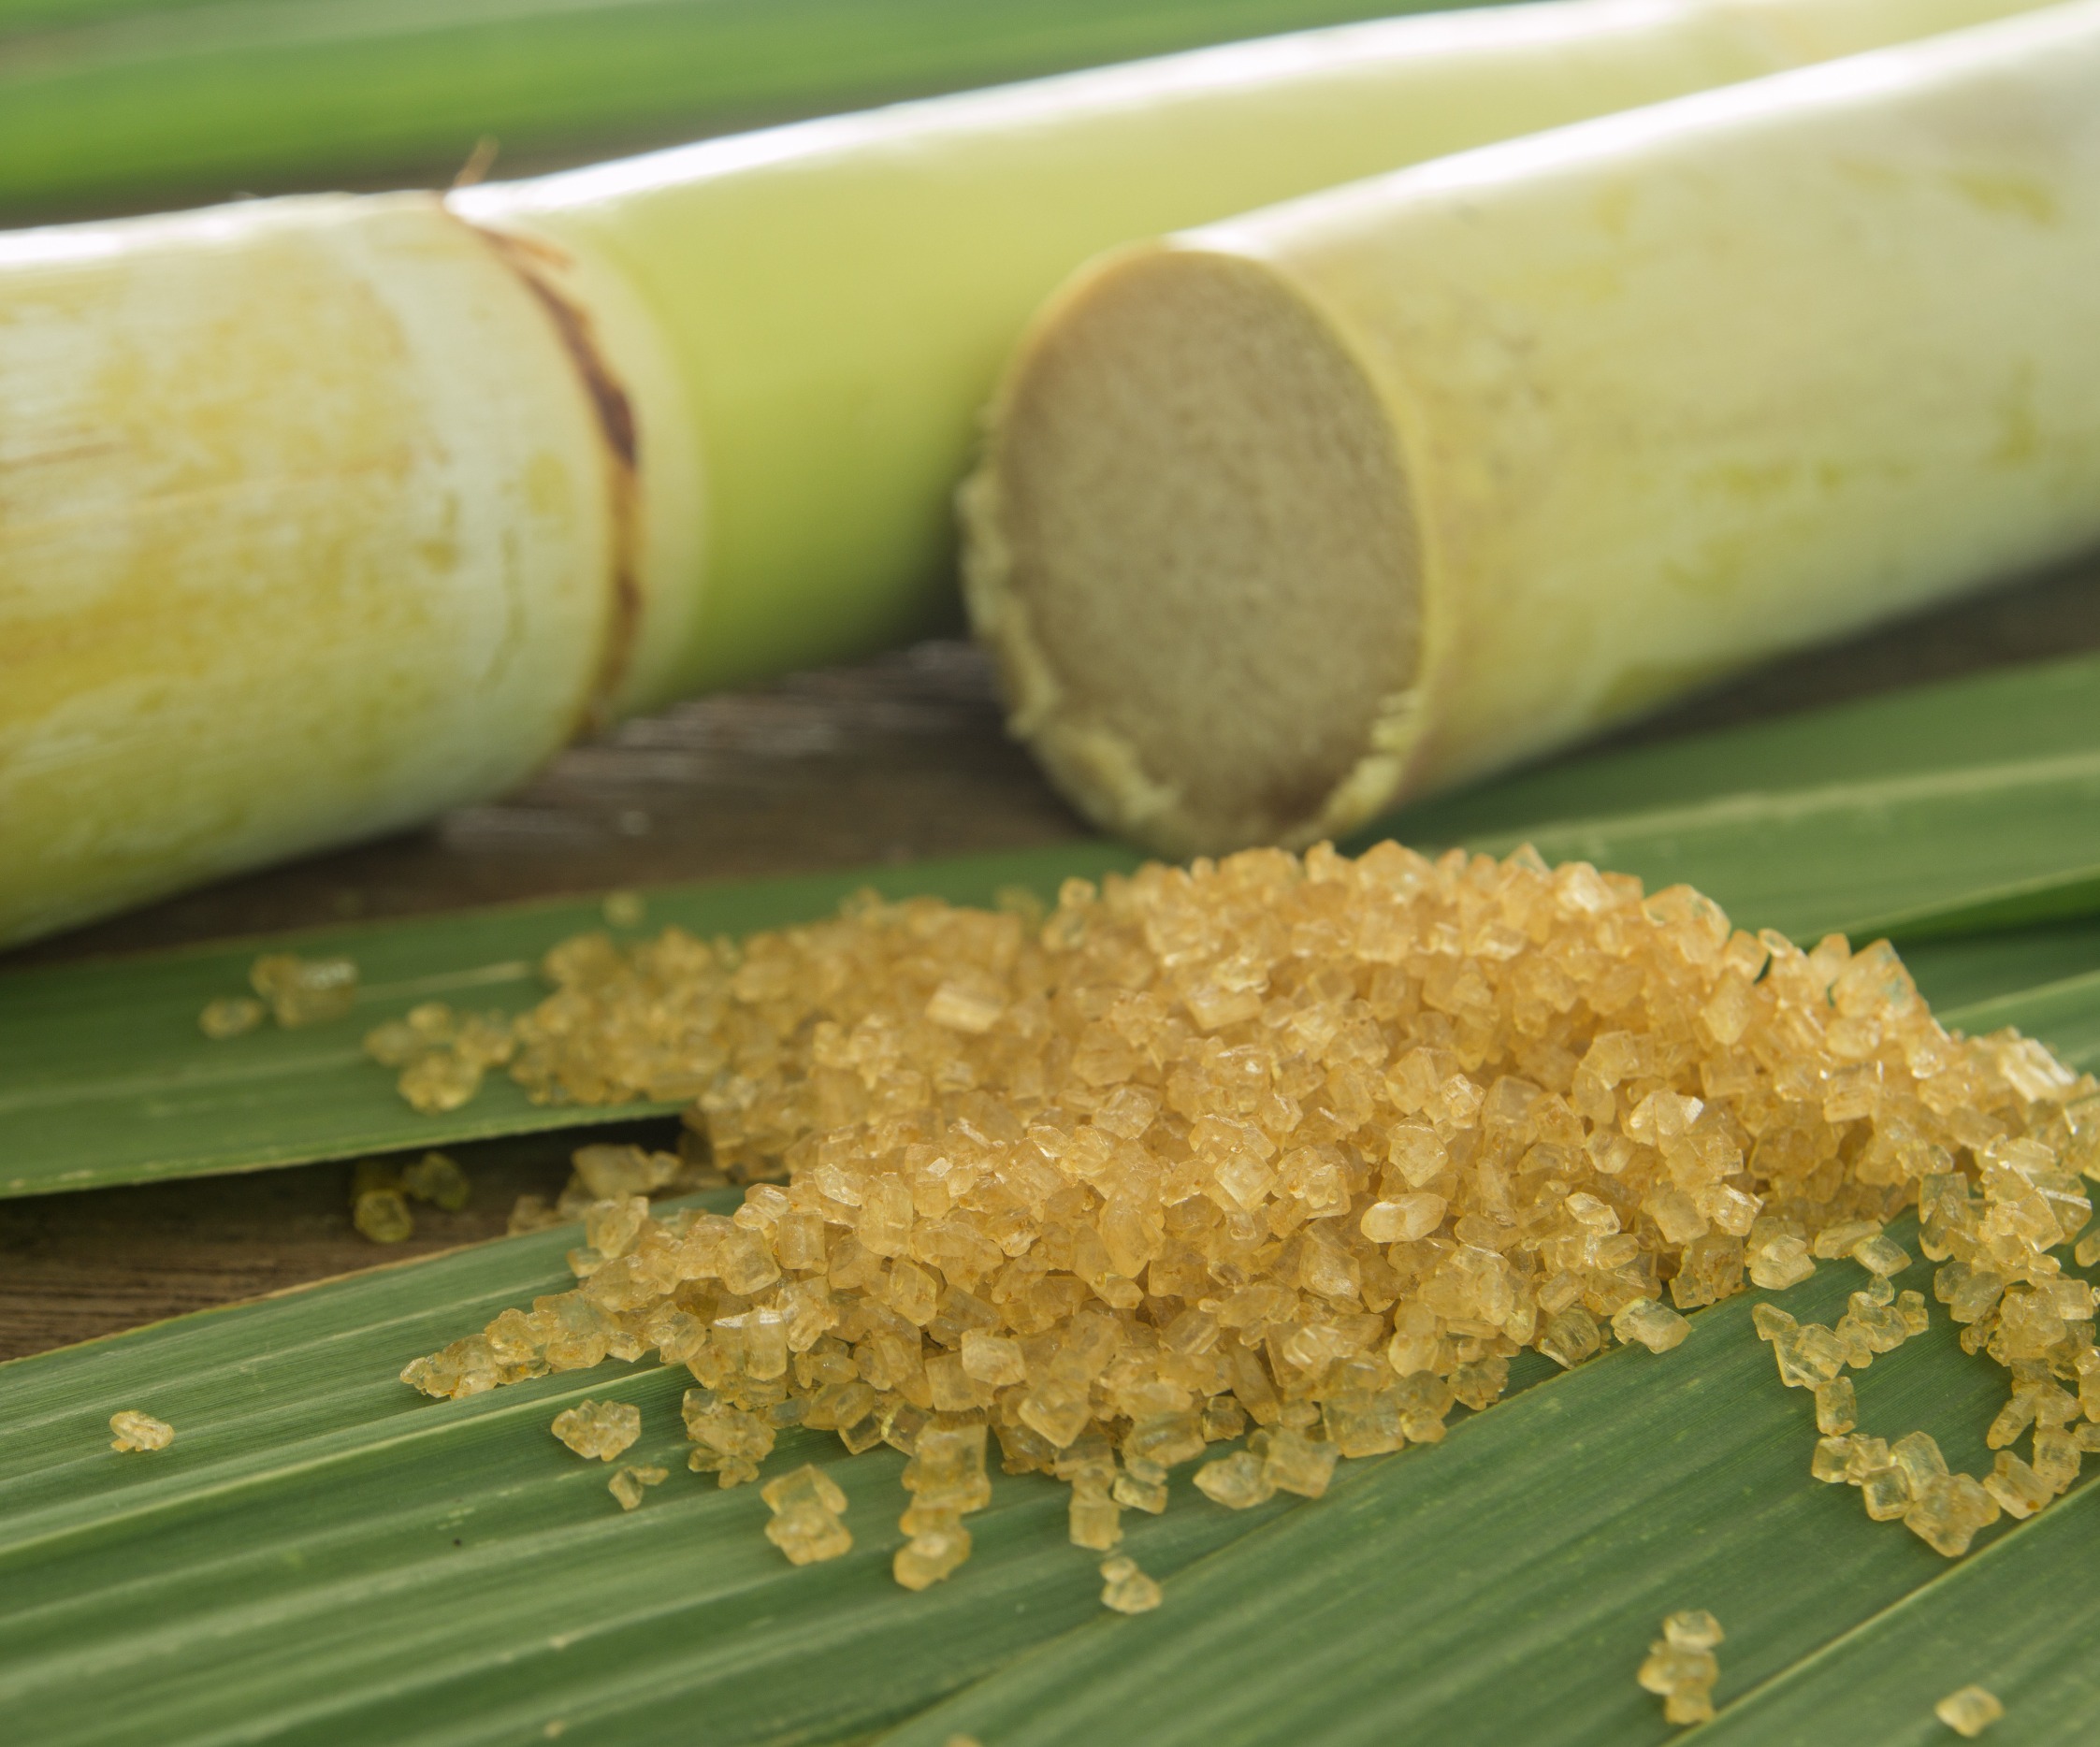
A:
[
  {"xmin": 0, "ymin": 1196, "xmax": 1297, "ymax": 1747},
  {"xmin": 882, "ymin": 1230, "xmax": 2046, "ymax": 1747},
  {"xmin": 1379, "ymin": 654, "xmax": 2100, "ymax": 947},
  {"xmin": 1899, "ymin": 920, "xmax": 2100, "ymax": 1014},
  {"xmin": 1702, "ymin": 1480, "xmax": 2100, "ymax": 1745},
  {"xmin": 0, "ymin": 1208, "xmax": 2084, "ymax": 1743},
  {"xmin": 0, "ymin": 845, "xmax": 1139, "ymax": 1200},
  {"xmin": 0, "ymin": 0, "xmax": 1483, "ymax": 223},
  {"xmin": 1942, "ymin": 970, "xmax": 2100, "ymax": 1073},
  {"xmin": 1383, "ymin": 652, "xmax": 2100, "ymax": 849}
]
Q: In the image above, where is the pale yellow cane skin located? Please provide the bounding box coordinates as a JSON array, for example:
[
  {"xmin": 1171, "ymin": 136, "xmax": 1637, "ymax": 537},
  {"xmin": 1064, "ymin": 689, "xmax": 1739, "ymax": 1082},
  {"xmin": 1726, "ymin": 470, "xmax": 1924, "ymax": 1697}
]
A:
[
  {"xmin": 0, "ymin": 0, "xmax": 2053, "ymax": 944},
  {"xmin": 0, "ymin": 198, "xmax": 616, "ymax": 944},
  {"xmin": 464, "ymin": 0, "xmax": 2053, "ymax": 711}
]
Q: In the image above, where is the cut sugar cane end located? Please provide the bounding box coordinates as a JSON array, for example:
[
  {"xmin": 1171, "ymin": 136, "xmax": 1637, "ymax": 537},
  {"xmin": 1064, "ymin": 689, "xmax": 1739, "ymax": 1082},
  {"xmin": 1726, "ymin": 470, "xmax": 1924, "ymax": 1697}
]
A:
[{"xmin": 962, "ymin": 1, "xmax": 2100, "ymax": 858}]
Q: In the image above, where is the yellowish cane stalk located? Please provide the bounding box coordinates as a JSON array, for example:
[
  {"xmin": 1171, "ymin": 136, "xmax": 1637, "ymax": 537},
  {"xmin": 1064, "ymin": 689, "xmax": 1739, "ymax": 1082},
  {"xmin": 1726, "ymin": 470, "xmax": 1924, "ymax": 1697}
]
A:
[
  {"xmin": 0, "ymin": 200, "xmax": 626, "ymax": 944},
  {"xmin": 0, "ymin": 0, "xmax": 2051, "ymax": 944},
  {"xmin": 963, "ymin": 0, "xmax": 2100, "ymax": 858}
]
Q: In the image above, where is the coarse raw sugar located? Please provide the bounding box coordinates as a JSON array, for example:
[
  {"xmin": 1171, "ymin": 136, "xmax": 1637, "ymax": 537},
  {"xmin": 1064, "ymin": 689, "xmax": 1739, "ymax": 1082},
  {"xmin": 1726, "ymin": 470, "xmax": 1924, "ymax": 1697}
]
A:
[
  {"xmin": 551, "ymin": 1398, "xmax": 642, "ymax": 1462},
  {"xmin": 249, "ymin": 951, "xmax": 359, "ymax": 1029},
  {"xmin": 762, "ymin": 1463, "xmax": 853, "ymax": 1564},
  {"xmin": 1934, "ymin": 1683, "xmax": 2004, "ymax": 1738},
  {"xmin": 609, "ymin": 1464, "xmax": 668, "ymax": 1510},
  {"xmin": 1098, "ymin": 1553, "xmax": 1163, "ymax": 1613},
  {"xmin": 1636, "ymin": 1609, "xmax": 1725, "ymax": 1725},
  {"xmin": 398, "ymin": 841, "xmax": 2100, "ymax": 1600},
  {"xmin": 365, "ymin": 1000, "xmax": 517, "ymax": 1115},
  {"xmin": 197, "ymin": 995, "xmax": 264, "ymax": 1040},
  {"xmin": 347, "ymin": 1150, "xmax": 474, "ymax": 1245},
  {"xmin": 109, "ymin": 1409, "xmax": 174, "ymax": 1452},
  {"xmin": 198, "ymin": 950, "xmax": 357, "ymax": 1037}
]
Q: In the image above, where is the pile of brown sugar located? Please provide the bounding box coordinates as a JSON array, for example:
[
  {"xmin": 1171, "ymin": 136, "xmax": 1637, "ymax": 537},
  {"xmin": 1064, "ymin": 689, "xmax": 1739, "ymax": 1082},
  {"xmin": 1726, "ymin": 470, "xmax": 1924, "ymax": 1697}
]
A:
[{"xmin": 400, "ymin": 842, "xmax": 2100, "ymax": 1596}]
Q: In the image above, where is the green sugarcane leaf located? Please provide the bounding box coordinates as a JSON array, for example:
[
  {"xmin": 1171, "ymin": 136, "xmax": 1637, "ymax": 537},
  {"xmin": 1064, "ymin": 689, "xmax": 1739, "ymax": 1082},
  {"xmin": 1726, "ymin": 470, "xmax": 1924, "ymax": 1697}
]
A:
[
  {"xmin": 1942, "ymin": 971, "xmax": 2100, "ymax": 1075},
  {"xmin": 881, "ymin": 1215, "xmax": 2079, "ymax": 1747},
  {"xmin": 1377, "ymin": 650, "xmax": 2100, "ymax": 946},
  {"xmin": 0, "ymin": 845, "xmax": 1140, "ymax": 1200},
  {"xmin": 11, "ymin": 656, "xmax": 2100, "ymax": 1200},
  {"xmin": 1, "ymin": 1195, "xmax": 2077, "ymax": 1747},
  {"xmin": 1900, "ymin": 919, "xmax": 2100, "ymax": 1015},
  {"xmin": 1700, "ymin": 1460, "xmax": 2100, "ymax": 1743},
  {"xmin": 1387, "ymin": 650, "xmax": 2100, "ymax": 845},
  {"xmin": 8, "ymin": 934, "xmax": 2100, "ymax": 1742},
  {"xmin": 0, "ymin": 1192, "xmax": 1325, "ymax": 1747},
  {"xmin": 0, "ymin": 0, "xmax": 1490, "ymax": 224}
]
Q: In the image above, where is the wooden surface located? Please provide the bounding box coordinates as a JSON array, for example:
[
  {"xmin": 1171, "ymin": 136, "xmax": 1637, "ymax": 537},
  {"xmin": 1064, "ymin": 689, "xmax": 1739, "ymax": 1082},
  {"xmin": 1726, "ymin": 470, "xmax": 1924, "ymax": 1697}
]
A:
[{"xmin": 7, "ymin": 548, "xmax": 2100, "ymax": 1363}]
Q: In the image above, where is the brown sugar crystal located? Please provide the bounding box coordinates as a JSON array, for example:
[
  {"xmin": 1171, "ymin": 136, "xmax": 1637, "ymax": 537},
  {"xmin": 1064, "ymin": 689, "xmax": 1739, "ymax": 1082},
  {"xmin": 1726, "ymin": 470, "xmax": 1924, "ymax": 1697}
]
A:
[
  {"xmin": 250, "ymin": 951, "xmax": 359, "ymax": 1029},
  {"xmin": 1637, "ymin": 1610, "xmax": 1723, "ymax": 1725},
  {"xmin": 350, "ymin": 1159, "xmax": 415, "ymax": 1244},
  {"xmin": 762, "ymin": 1464, "xmax": 853, "ymax": 1564},
  {"xmin": 396, "ymin": 842, "xmax": 2100, "ymax": 1590},
  {"xmin": 551, "ymin": 1398, "xmax": 642, "ymax": 1462},
  {"xmin": 198, "ymin": 996, "xmax": 265, "ymax": 1040},
  {"xmin": 609, "ymin": 1465, "xmax": 668, "ymax": 1510},
  {"xmin": 1934, "ymin": 1684, "xmax": 2004, "ymax": 1738},
  {"xmin": 401, "ymin": 1151, "xmax": 472, "ymax": 1212},
  {"xmin": 109, "ymin": 1410, "xmax": 174, "ymax": 1452},
  {"xmin": 1098, "ymin": 1554, "xmax": 1163, "ymax": 1614}
]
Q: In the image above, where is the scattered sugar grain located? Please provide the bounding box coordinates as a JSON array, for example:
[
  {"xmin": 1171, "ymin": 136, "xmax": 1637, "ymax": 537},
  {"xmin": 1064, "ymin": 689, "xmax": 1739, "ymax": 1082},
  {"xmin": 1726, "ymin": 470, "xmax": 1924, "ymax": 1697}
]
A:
[
  {"xmin": 1539, "ymin": 1306, "xmax": 1604, "ymax": 1369},
  {"xmin": 364, "ymin": 1001, "xmax": 514, "ymax": 1114},
  {"xmin": 552, "ymin": 1399, "xmax": 641, "ymax": 1462},
  {"xmin": 1861, "ymin": 1466, "xmax": 1912, "ymax": 1522},
  {"xmin": 109, "ymin": 1409, "xmax": 173, "ymax": 1452},
  {"xmin": 1811, "ymin": 1436, "xmax": 1854, "ymax": 1483},
  {"xmin": 1983, "ymin": 1451, "xmax": 2052, "ymax": 1519},
  {"xmin": 1254, "ymin": 1428, "xmax": 1337, "ymax": 1500},
  {"xmin": 1664, "ymin": 1685, "xmax": 1717, "ymax": 1727},
  {"xmin": 1815, "ymin": 1376, "xmax": 1858, "ymax": 1437},
  {"xmin": 352, "ymin": 1184, "xmax": 414, "ymax": 1245},
  {"xmin": 1613, "ymin": 1298, "xmax": 1691, "ymax": 1353},
  {"xmin": 609, "ymin": 1465, "xmax": 667, "ymax": 1510},
  {"xmin": 1195, "ymin": 1450, "xmax": 1276, "ymax": 1510},
  {"xmin": 1904, "ymin": 1473, "xmax": 1999, "ymax": 1558},
  {"xmin": 398, "ymin": 1050, "xmax": 485, "ymax": 1115},
  {"xmin": 401, "ymin": 1151, "xmax": 471, "ymax": 1211},
  {"xmin": 894, "ymin": 1522, "xmax": 971, "ymax": 1590},
  {"xmin": 1813, "ymin": 1220, "xmax": 1882, "ymax": 1262},
  {"xmin": 1068, "ymin": 1486, "xmax": 1122, "ymax": 1551},
  {"xmin": 762, "ymin": 1464, "xmax": 852, "ymax": 1563},
  {"xmin": 1638, "ymin": 1611, "xmax": 1722, "ymax": 1727},
  {"xmin": 1099, "ymin": 1555, "xmax": 1162, "ymax": 1614},
  {"xmin": 198, "ymin": 996, "xmax": 265, "ymax": 1040},
  {"xmin": 1747, "ymin": 1230, "xmax": 1817, "ymax": 1291},
  {"xmin": 1934, "ymin": 1684, "xmax": 2004, "ymax": 1738},
  {"xmin": 1852, "ymin": 1233, "xmax": 1912, "ymax": 1278},
  {"xmin": 1662, "ymin": 1610, "xmax": 1723, "ymax": 1651},
  {"xmin": 251, "ymin": 952, "xmax": 358, "ymax": 1028}
]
